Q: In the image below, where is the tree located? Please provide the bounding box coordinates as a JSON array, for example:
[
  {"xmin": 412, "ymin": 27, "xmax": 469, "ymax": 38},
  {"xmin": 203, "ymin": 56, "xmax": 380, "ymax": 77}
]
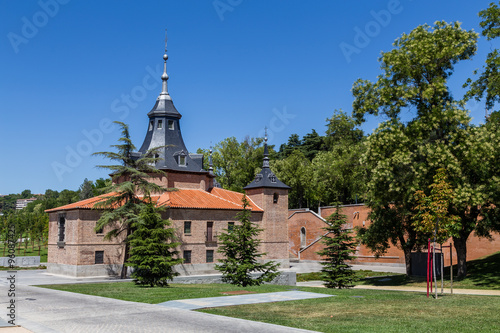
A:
[
  {"xmin": 353, "ymin": 21, "xmax": 479, "ymax": 276},
  {"xmin": 79, "ymin": 178, "xmax": 94, "ymax": 200},
  {"xmin": 198, "ymin": 136, "xmax": 268, "ymax": 192},
  {"xmin": 413, "ymin": 168, "xmax": 461, "ymax": 245},
  {"xmin": 215, "ymin": 196, "xmax": 280, "ymax": 287},
  {"xmin": 317, "ymin": 207, "xmax": 358, "ymax": 289},
  {"xmin": 126, "ymin": 203, "xmax": 182, "ymax": 287},
  {"xmin": 464, "ymin": 1, "xmax": 500, "ymax": 111},
  {"xmin": 93, "ymin": 121, "xmax": 167, "ymax": 278},
  {"xmin": 271, "ymin": 150, "xmax": 315, "ymax": 209}
]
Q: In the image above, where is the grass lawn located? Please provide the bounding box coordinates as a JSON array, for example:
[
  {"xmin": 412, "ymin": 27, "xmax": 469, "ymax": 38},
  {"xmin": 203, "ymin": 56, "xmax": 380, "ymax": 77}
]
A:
[
  {"xmin": 200, "ymin": 288, "xmax": 500, "ymax": 333},
  {"xmin": 39, "ymin": 282, "xmax": 295, "ymax": 304},
  {"xmin": 0, "ymin": 243, "xmax": 48, "ymax": 263},
  {"xmin": 360, "ymin": 252, "xmax": 500, "ymax": 290}
]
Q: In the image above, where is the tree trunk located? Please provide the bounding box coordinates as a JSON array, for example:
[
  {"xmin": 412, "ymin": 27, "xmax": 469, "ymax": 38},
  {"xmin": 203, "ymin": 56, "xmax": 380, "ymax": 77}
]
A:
[
  {"xmin": 453, "ymin": 236, "xmax": 467, "ymax": 279},
  {"xmin": 120, "ymin": 227, "xmax": 132, "ymax": 279},
  {"xmin": 404, "ymin": 247, "xmax": 412, "ymax": 276}
]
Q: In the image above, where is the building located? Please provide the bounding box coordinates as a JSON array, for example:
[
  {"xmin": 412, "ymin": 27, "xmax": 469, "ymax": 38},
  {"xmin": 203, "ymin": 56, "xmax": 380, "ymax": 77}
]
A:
[
  {"xmin": 16, "ymin": 197, "xmax": 38, "ymax": 210},
  {"xmin": 289, "ymin": 204, "xmax": 500, "ymax": 268},
  {"xmin": 46, "ymin": 39, "xmax": 290, "ymax": 277}
]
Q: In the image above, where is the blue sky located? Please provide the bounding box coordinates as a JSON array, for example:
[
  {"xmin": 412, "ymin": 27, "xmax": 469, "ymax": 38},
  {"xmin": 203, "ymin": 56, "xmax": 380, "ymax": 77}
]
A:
[{"xmin": 0, "ymin": 0, "xmax": 494, "ymax": 195}]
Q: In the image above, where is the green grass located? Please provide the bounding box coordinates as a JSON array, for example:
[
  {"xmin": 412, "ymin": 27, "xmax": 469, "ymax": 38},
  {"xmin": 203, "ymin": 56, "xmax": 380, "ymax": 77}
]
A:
[
  {"xmin": 360, "ymin": 251, "xmax": 500, "ymax": 290},
  {"xmin": 0, "ymin": 243, "xmax": 48, "ymax": 263},
  {"xmin": 297, "ymin": 269, "xmax": 399, "ymax": 282},
  {"xmin": 200, "ymin": 288, "xmax": 500, "ymax": 333},
  {"xmin": 39, "ymin": 282, "xmax": 295, "ymax": 304}
]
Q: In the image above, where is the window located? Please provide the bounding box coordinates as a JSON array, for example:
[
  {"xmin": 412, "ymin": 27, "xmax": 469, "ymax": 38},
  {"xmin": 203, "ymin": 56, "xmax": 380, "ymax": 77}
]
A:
[
  {"xmin": 95, "ymin": 222, "xmax": 103, "ymax": 234},
  {"xmin": 149, "ymin": 120, "xmax": 154, "ymax": 131},
  {"xmin": 95, "ymin": 251, "xmax": 104, "ymax": 264},
  {"xmin": 168, "ymin": 120, "xmax": 174, "ymax": 130},
  {"xmin": 228, "ymin": 222, "xmax": 235, "ymax": 233},
  {"xmin": 206, "ymin": 222, "xmax": 214, "ymax": 242},
  {"xmin": 206, "ymin": 250, "xmax": 214, "ymax": 263},
  {"xmin": 300, "ymin": 227, "xmax": 306, "ymax": 248},
  {"xmin": 184, "ymin": 221, "xmax": 191, "ymax": 234},
  {"xmin": 157, "ymin": 120, "xmax": 163, "ymax": 129},
  {"xmin": 179, "ymin": 155, "xmax": 186, "ymax": 166},
  {"xmin": 58, "ymin": 215, "xmax": 66, "ymax": 242},
  {"xmin": 273, "ymin": 193, "xmax": 279, "ymax": 204},
  {"xmin": 183, "ymin": 250, "xmax": 192, "ymax": 264}
]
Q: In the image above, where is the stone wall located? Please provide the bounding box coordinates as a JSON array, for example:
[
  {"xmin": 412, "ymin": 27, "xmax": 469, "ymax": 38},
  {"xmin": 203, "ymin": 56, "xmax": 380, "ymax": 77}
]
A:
[{"xmin": 0, "ymin": 256, "xmax": 40, "ymax": 267}]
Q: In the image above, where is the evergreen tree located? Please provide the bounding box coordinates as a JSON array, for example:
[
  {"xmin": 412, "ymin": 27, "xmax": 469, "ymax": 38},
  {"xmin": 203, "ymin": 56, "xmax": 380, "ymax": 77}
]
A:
[
  {"xmin": 317, "ymin": 207, "xmax": 358, "ymax": 289},
  {"xmin": 79, "ymin": 178, "xmax": 94, "ymax": 200},
  {"xmin": 93, "ymin": 121, "xmax": 166, "ymax": 278},
  {"xmin": 126, "ymin": 203, "xmax": 182, "ymax": 287},
  {"xmin": 216, "ymin": 196, "xmax": 280, "ymax": 287}
]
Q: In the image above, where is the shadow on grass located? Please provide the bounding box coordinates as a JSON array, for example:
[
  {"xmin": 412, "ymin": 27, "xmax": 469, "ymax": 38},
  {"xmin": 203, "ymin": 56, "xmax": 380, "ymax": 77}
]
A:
[{"xmin": 361, "ymin": 251, "xmax": 500, "ymax": 290}]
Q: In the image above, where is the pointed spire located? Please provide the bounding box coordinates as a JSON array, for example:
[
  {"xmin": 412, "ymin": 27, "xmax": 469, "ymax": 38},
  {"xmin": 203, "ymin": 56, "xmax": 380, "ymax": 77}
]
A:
[
  {"xmin": 208, "ymin": 146, "xmax": 214, "ymax": 175},
  {"xmin": 263, "ymin": 127, "xmax": 270, "ymax": 168},
  {"xmin": 160, "ymin": 29, "xmax": 172, "ymax": 101}
]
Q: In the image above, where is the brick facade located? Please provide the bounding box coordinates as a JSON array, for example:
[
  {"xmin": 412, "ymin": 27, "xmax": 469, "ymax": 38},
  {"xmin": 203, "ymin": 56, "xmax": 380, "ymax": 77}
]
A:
[{"xmin": 288, "ymin": 204, "xmax": 500, "ymax": 267}]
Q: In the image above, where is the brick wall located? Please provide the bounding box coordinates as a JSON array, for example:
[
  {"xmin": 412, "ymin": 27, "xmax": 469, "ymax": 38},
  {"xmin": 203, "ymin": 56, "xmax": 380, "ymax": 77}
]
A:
[{"xmin": 289, "ymin": 204, "xmax": 500, "ymax": 267}]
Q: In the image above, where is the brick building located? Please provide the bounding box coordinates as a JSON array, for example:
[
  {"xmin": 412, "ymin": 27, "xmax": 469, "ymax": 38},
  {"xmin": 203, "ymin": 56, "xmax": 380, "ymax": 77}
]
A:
[
  {"xmin": 289, "ymin": 204, "xmax": 500, "ymax": 268},
  {"xmin": 46, "ymin": 40, "xmax": 290, "ymax": 277}
]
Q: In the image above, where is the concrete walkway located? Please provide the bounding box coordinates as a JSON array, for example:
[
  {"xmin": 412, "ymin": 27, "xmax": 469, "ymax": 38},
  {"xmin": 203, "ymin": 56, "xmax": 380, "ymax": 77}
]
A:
[
  {"xmin": 159, "ymin": 291, "xmax": 335, "ymax": 310},
  {"xmin": 1, "ymin": 270, "xmax": 320, "ymax": 333}
]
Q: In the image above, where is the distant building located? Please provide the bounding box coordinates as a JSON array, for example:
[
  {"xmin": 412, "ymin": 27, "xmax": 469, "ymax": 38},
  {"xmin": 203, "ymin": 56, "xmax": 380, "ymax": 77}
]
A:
[
  {"xmin": 46, "ymin": 39, "xmax": 290, "ymax": 277},
  {"xmin": 16, "ymin": 197, "xmax": 37, "ymax": 210}
]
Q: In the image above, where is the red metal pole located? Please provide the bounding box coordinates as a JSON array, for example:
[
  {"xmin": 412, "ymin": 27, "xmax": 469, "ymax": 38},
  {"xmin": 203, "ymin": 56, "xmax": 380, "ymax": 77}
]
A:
[{"xmin": 427, "ymin": 239, "xmax": 430, "ymax": 298}]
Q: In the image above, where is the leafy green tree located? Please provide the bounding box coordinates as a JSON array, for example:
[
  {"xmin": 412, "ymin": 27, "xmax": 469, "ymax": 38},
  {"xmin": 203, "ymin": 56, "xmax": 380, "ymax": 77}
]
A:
[
  {"xmin": 92, "ymin": 178, "xmax": 111, "ymax": 196},
  {"xmin": 93, "ymin": 121, "xmax": 166, "ymax": 278},
  {"xmin": 300, "ymin": 129, "xmax": 325, "ymax": 160},
  {"xmin": 198, "ymin": 136, "xmax": 268, "ymax": 192},
  {"xmin": 464, "ymin": 1, "xmax": 500, "ymax": 111},
  {"xmin": 353, "ymin": 21, "xmax": 479, "ymax": 276},
  {"xmin": 278, "ymin": 133, "xmax": 301, "ymax": 158},
  {"xmin": 324, "ymin": 109, "xmax": 364, "ymax": 149},
  {"xmin": 79, "ymin": 178, "xmax": 94, "ymax": 200},
  {"xmin": 126, "ymin": 203, "xmax": 182, "ymax": 286},
  {"xmin": 272, "ymin": 150, "xmax": 315, "ymax": 209},
  {"xmin": 317, "ymin": 207, "xmax": 358, "ymax": 289},
  {"xmin": 216, "ymin": 196, "xmax": 280, "ymax": 287},
  {"xmin": 413, "ymin": 168, "xmax": 461, "ymax": 244}
]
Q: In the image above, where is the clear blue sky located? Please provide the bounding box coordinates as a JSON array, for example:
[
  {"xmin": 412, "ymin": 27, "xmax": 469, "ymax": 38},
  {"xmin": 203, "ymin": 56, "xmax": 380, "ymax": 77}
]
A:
[{"xmin": 0, "ymin": 0, "xmax": 494, "ymax": 195}]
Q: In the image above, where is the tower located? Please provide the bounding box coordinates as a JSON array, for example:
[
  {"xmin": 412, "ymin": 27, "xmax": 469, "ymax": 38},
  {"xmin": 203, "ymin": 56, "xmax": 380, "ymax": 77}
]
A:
[
  {"xmin": 138, "ymin": 31, "xmax": 204, "ymax": 172},
  {"xmin": 244, "ymin": 133, "xmax": 290, "ymax": 266}
]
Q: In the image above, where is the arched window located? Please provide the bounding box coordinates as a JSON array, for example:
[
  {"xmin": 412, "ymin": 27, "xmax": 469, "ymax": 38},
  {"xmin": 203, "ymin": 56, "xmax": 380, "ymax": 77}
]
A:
[
  {"xmin": 273, "ymin": 193, "xmax": 279, "ymax": 204},
  {"xmin": 300, "ymin": 227, "xmax": 306, "ymax": 248}
]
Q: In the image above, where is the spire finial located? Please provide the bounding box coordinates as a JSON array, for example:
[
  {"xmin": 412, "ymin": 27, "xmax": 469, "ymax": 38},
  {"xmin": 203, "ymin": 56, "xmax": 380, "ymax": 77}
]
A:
[
  {"xmin": 209, "ymin": 146, "xmax": 214, "ymax": 174},
  {"xmin": 263, "ymin": 127, "xmax": 269, "ymax": 168},
  {"xmin": 160, "ymin": 29, "xmax": 171, "ymax": 100}
]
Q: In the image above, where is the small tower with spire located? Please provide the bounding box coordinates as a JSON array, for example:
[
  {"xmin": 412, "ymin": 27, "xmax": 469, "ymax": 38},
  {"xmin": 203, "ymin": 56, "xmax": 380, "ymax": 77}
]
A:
[
  {"xmin": 138, "ymin": 30, "xmax": 205, "ymax": 174},
  {"xmin": 244, "ymin": 129, "xmax": 290, "ymax": 265}
]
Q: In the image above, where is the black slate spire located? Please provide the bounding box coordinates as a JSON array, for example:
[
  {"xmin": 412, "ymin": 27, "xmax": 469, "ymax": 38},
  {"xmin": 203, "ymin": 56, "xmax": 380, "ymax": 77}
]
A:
[
  {"xmin": 138, "ymin": 31, "xmax": 204, "ymax": 172},
  {"xmin": 244, "ymin": 130, "xmax": 290, "ymax": 190}
]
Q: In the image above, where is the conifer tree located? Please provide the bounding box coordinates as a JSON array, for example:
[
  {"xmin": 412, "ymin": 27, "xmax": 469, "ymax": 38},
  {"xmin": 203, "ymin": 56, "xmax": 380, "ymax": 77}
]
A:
[
  {"xmin": 318, "ymin": 207, "xmax": 358, "ymax": 288},
  {"xmin": 126, "ymin": 203, "xmax": 182, "ymax": 287},
  {"xmin": 216, "ymin": 196, "xmax": 280, "ymax": 287}
]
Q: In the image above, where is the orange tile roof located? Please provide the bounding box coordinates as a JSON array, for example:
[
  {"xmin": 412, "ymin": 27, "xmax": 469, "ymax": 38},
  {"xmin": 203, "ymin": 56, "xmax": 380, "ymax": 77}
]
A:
[{"xmin": 45, "ymin": 188, "xmax": 263, "ymax": 212}]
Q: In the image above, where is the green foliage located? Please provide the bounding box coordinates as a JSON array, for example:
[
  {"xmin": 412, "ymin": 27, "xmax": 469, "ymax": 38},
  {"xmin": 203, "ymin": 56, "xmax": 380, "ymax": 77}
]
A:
[
  {"xmin": 413, "ymin": 168, "xmax": 461, "ymax": 244},
  {"xmin": 278, "ymin": 130, "xmax": 326, "ymax": 160},
  {"xmin": 126, "ymin": 204, "xmax": 182, "ymax": 287},
  {"xmin": 216, "ymin": 196, "xmax": 280, "ymax": 287},
  {"xmin": 79, "ymin": 178, "xmax": 94, "ymax": 200},
  {"xmin": 271, "ymin": 150, "xmax": 315, "ymax": 209},
  {"xmin": 198, "ymin": 136, "xmax": 269, "ymax": 192},
  {"xmin": 464, "ymin": 1, "xmax": 500, "ymax": 110},
  {"xmin": 317, "ymin": 207, "xmax": 358, "ymax": 288},
  {"xmin": 92, "ymin": 121, "xmax": 168, "ymax": 278}
]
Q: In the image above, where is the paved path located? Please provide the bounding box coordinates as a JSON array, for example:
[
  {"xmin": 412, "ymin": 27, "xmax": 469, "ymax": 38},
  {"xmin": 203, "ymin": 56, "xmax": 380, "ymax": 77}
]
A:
[
  {"xmin": 0, "ymin": 270, "xmax": 319, "ymax": 333},
  {"xmin": 159, "ymin": 291, "xmax": 335, "ymax": 310}
]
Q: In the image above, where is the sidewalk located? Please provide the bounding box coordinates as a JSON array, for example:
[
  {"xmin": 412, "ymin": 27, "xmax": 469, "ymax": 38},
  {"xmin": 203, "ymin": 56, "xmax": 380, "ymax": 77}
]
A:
[{"xmin": 158, "ymin": 290, "xmax": 335, "ymax": 310}]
